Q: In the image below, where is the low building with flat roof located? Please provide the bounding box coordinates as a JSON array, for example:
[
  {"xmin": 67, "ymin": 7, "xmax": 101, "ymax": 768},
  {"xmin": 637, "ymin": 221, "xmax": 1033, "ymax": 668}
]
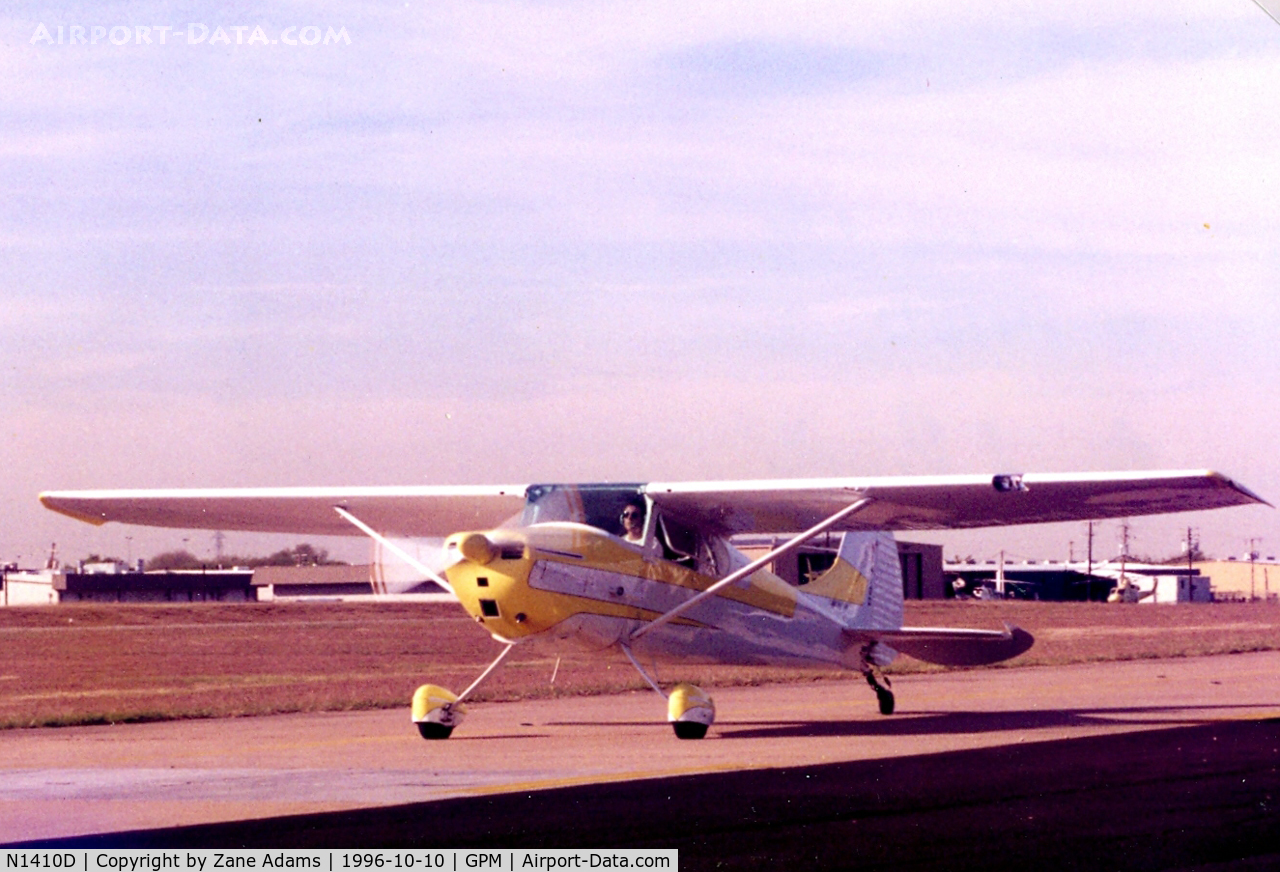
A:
[
  {"xmin": 943, "ymin": 560, "xmax": 1210, "ymax": 602},
  {"xmin": 2, "ymin": 568, "xmax": 255, "ymax": 605},
  {"xmin": 1194, "ymin": 558, "xmax": 1280, "ymax": 602},
  {"xmin": 252, "ymin": 564, "xmax": 453, "ymax": 601}
]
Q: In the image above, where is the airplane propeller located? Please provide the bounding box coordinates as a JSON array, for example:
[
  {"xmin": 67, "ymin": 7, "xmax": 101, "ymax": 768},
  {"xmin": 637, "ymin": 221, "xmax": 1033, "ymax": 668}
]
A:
[{"xmin": 333, "ymin": 506, "xmax": 463, "ymax": 595}]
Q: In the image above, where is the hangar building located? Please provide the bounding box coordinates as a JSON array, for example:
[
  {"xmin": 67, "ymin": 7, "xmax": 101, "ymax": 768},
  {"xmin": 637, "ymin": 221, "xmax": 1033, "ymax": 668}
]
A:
[
  {"xmin": 1193, "ymin": 557, "xmax": 1280, "ymax": 602},
  {"xmin": 2, "ymin": 562, "xmax": 451, "ymax": 605},
  {"xmin": 2, "ymin": 565, "xmax": 256, "ymax": 606},
  {"xmin": 735, "ymin": 537, "xmax": 946, "ymax": 599}
]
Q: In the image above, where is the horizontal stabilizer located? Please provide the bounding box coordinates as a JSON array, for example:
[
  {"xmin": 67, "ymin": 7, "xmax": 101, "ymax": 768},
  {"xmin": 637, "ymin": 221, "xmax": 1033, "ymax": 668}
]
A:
[{"xmin": 857, "ymin": 624, "xmax": 1034, "ymax": 666}]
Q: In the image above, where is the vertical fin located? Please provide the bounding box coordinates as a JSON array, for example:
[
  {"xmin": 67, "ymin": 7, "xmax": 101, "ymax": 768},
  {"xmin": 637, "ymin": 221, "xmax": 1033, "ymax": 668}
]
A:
[{"xmin": 806, "ymin": 531, "xmax": 903, "ymax": 631}]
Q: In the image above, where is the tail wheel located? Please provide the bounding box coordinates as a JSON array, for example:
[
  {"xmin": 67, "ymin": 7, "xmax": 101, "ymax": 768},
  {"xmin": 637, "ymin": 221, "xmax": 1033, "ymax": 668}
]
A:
[{"xmin": 863, "ymin": 665, "xmax": 895, "ymax": 716}]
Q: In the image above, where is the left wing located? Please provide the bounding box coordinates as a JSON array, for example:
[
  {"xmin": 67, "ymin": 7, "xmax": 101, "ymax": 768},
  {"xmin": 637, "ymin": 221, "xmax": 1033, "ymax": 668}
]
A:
[
  {"xmin": 39, "ymin": 486, "xmax": 528, "ymax": 538},
  {"xmin": 646, "ymin": 469, "xmax": 1267, "ymax": 535}
]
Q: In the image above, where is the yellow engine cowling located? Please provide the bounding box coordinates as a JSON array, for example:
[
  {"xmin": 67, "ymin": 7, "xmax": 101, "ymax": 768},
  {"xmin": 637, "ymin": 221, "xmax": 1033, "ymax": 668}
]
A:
[
  {"xmin": 443, "ymin": 526, "xmax": 660, "ymax": 641},
  {"xmin": 444, "ymin": 531, "xmax": 556, "ymax": 640}
]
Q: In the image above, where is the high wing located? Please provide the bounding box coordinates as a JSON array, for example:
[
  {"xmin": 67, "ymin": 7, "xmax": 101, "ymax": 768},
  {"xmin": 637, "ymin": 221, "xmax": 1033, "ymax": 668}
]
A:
[
  {"xmin": 40, "ymin": 470, "xmax": 1266, "ymax": 539},
  {"xmin": 646, "ymin": 469, "xmax": 1268, "ymax": 536},
  {"xmin": 39, "ymin": 486, "xmax": 528, "ymax": 538}
]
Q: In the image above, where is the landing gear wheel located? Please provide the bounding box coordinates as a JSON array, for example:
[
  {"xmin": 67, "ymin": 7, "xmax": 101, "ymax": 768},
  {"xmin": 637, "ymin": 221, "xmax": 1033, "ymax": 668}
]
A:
[
  {"xmin": 672, "ymin": 721, "xmax": 709, "ymax": 740},
  {"xmin": 412, "ymin": 684, "xmax": 464, "ymax": 740},
  {"xmin": 417, "ymin": 722, "xmax": 455, "ymax": 740},
  {"xmin": 667, "ymin": 682, "xmax": 715, "ymax": 740},
  {"xmin": 875, "ymin": 686, "xmax": 895, "ymax": 715}
]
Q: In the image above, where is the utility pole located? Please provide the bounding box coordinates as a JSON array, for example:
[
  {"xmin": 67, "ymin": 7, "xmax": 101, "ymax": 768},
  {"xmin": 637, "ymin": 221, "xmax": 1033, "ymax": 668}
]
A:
[
  {"xmin": 1248, "ymin": 538, "xmax": 1261, "ymax": 601},
  {"xmin": 1087, "ymin": 521, "xmax": 1095, "ymax": 601},
  {"xmin": 1186, "ymin": 526, "xmax": 1195, "ymax": 599},
  {"xmin": 1119, "ymin": 519, "xmax": 1132, "ymax": 602}
]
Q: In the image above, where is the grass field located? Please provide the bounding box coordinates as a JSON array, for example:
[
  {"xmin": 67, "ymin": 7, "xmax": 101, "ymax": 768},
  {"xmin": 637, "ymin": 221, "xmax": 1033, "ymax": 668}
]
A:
[{"xmin": 2, "ymin": 600, "xmax": 1279, "ymax": 729}]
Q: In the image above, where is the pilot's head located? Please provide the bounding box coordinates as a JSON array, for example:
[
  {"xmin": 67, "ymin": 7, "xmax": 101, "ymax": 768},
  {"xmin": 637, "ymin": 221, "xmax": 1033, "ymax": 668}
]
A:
[{"xmin": 620, "ymin": 498, "xmax": 646, "ymax": 541}]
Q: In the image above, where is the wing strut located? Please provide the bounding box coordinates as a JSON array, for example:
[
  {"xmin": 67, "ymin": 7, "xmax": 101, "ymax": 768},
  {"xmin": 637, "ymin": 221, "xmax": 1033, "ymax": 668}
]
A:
[
  {"xmin": 455, "ymin": 642, "xmax": 517, "ymax": 704},
  {"xmin": 629, "ymin": 497, "xmax": 873, "ymax": 642},
  {"xmin": 621, "ymin": 644, "xmax": 667, "ymax": 698},
  {"xmin": 332, "ymin": 505, "xmax": 454, "ymax": 594}
]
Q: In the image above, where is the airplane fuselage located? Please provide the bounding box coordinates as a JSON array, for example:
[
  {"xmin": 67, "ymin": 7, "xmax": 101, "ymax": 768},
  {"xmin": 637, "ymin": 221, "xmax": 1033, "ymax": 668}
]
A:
[{"xmin": 443, "ymin": 522, "xmax": 878, "ymax": 671}]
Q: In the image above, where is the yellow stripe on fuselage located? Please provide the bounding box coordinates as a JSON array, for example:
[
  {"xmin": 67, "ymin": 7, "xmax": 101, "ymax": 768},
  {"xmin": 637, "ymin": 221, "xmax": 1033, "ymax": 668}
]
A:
[
  {"xmin": 444, "ymin": 525, "xmax": 796, "ymax": 641},
  {"xmin": 528, "ymin": 525, "xmax": 797, "ymax": 617}
]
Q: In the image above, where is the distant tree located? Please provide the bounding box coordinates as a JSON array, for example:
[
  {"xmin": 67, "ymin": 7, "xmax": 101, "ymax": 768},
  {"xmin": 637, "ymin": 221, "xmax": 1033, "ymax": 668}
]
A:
[
  {"xmin": 145, "ymin": 543, "xmax": 341, "ymax": 570},
  {"xmin": 146, "ymin": 550, "xmax": 203, "ymax": 570},
  {"xmin": 254, "ymin": 544, "xmax": 333, "ymax": 567},
  {"xmin": 288, "ymin": 543, "xmax": 331, "ymax": 566}
]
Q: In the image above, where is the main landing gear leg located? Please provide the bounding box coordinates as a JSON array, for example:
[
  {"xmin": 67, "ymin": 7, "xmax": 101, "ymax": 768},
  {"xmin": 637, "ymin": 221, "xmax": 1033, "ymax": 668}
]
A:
[
  {"xmin": 861, "ymin": 645, "xmax": 895, "ymax": 715},
  {"xmin": 621, "ymin": 645, "xmax": 715, "ymax": 740},
  {"xmin": 412, "ymin": 642, "xmax": 516, "ymax": 740}
]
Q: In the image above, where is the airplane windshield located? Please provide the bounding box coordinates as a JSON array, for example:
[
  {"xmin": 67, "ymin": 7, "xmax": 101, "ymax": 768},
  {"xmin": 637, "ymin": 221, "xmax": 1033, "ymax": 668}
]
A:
[{"xmin": 522, "ymin": 483, "xmax": 646, "ymax": 539}]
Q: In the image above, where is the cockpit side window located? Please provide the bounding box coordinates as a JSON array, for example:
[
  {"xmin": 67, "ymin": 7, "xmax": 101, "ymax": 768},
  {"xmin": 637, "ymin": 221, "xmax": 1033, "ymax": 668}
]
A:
[
  {"xmin": 522, "ymin": 484, "xmax": 646, "ymax": 539},
  {"xmin": 657, "ymin": 513, "xmax": 698, "ymax": 568}
]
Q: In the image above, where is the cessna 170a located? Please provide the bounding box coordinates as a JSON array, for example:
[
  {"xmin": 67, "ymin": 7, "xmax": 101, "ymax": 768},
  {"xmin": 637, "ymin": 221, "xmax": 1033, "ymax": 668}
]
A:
[{"xmin": 40, "ymin": 469, "xmax": 1265, "ymax": 739}]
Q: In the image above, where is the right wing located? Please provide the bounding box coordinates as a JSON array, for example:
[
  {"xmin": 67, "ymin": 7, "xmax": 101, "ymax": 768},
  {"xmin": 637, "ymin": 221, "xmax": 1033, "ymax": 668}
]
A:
[{"xmin": 38, "ymin": 486, "xmax": 529, "ymax": 538}]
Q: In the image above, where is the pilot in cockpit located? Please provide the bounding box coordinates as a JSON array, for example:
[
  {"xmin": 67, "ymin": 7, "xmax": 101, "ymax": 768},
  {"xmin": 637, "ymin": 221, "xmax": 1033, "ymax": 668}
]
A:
[{"xmin": 620, "ymin": 498, "xmax": 647, "ymax": 543}]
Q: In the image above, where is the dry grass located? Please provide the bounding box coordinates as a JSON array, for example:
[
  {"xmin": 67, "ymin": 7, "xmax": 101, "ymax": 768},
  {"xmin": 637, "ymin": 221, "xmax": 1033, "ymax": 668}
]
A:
[{"xmin": 2, "ymin": 600, "xmax": 1278, "ymax": 729}]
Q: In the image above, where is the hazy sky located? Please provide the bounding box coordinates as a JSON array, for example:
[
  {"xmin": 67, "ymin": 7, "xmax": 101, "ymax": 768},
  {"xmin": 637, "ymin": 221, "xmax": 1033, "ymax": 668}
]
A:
[{"xmin": 4, "ymin": 1, "xmax": 1278, "ymax": 568}]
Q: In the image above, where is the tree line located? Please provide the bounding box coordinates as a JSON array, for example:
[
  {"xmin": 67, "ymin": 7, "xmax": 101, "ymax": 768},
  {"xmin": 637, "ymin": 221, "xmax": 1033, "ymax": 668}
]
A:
[{"xmin": 78, "ymin": 543, "xmax": 343, "ymax": 571}]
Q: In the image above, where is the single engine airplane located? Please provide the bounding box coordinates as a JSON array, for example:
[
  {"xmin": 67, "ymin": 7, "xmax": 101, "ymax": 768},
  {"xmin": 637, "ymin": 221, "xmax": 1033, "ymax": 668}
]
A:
[{"xmin": 40, "ymin": 469, "xmax": 1266, "ymax": 739}]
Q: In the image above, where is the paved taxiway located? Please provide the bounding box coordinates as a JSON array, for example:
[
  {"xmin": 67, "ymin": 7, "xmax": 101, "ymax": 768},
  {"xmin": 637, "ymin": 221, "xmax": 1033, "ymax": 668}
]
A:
[{"xmin": 3, "ymin": 651, "xmax": 1279, "ymax": 858}]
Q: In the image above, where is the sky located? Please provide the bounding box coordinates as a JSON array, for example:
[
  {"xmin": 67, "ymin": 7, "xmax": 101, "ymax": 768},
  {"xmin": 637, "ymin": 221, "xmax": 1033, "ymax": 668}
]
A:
[{"xmin": 3, "ymin": 1, "xmax": 1279, "ymax": 569}]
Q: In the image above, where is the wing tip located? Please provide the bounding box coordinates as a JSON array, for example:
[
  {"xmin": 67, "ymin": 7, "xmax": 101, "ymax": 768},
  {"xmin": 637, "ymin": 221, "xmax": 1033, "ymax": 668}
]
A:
[
  {"xmin": 39, "ymin": 492, "xmax": 109, "ymax": 527},
  {"xmin": 1205, "ymin": 471, "xmax": 1273, "ymax": 509}
]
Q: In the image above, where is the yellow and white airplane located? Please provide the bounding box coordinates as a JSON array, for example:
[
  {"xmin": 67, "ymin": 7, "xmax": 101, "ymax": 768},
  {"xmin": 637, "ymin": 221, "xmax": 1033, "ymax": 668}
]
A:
[{"xmin": 40, "ymin": 469, "xmax": 1265, "ymax": 739}]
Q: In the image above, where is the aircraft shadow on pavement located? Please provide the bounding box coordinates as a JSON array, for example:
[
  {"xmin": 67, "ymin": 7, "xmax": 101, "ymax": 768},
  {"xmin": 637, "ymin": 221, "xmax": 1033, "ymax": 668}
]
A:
[
  {"xmin": 717, "ymin": 704, "xmax": 1277, "ymax": 737},
  {"xmin": 550, "ymin": 704, "xmax": 1275, "ymax": 738}
]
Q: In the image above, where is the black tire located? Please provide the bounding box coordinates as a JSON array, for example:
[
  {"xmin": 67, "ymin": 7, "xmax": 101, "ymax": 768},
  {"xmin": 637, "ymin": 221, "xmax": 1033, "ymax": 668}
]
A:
[
  {"xmin": 417, "ymin": 722, "xmax": 455, "ymax": 740},
  {"xmin": 877, "ymin": 688, "xmax": 895, "ymax": 716},
  {"xmin": 672, "ymin": 721, "xmax": 709, "ymax": 739}
]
